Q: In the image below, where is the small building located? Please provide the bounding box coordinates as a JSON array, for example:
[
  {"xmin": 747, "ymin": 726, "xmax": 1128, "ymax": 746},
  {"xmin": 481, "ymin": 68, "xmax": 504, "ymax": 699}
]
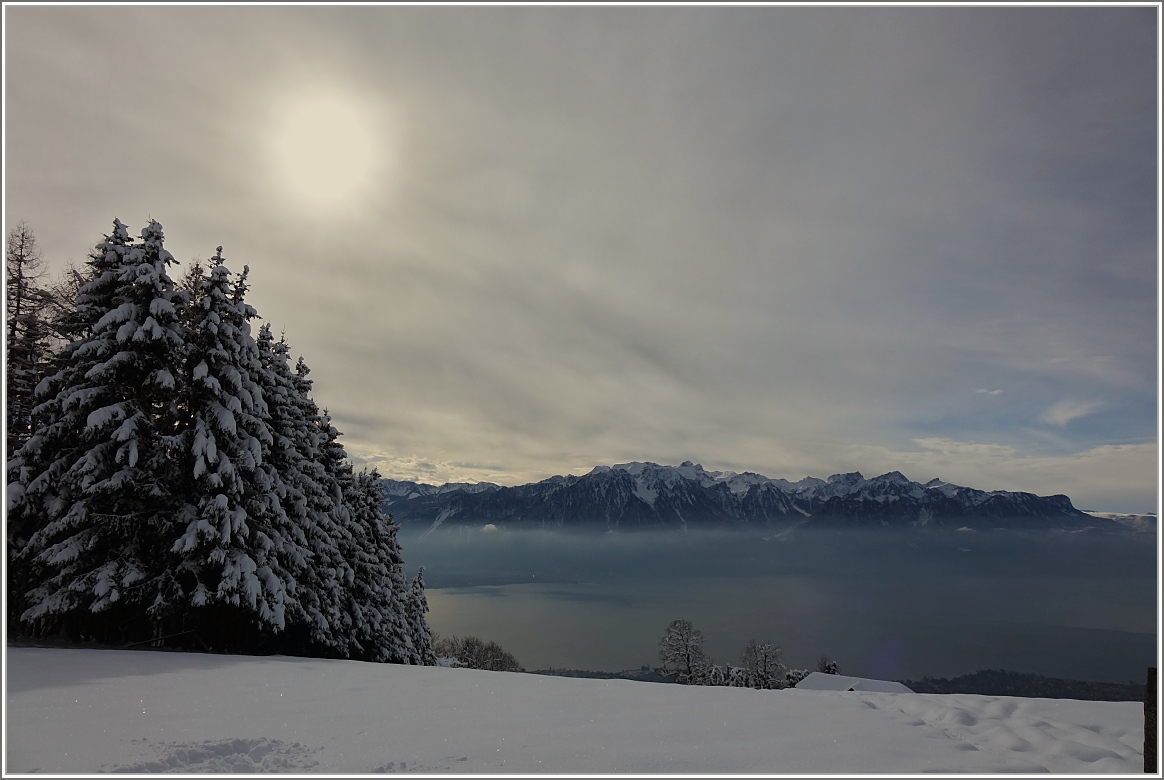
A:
[{"xmin": 794, "ymin": 672, "xmax": 914, "ymax": 693}]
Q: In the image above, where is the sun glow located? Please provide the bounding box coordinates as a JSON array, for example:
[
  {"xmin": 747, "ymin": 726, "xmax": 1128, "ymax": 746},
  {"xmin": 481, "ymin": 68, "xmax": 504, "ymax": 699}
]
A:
[{"xmin": 272, "ymin": 93, "xmax": 382, "ymax": 208}]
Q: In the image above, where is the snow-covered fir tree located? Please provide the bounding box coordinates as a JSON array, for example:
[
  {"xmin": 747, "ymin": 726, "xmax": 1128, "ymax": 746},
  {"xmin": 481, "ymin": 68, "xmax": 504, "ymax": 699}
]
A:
[
  {"xmin": 252, "ymin": 325, "xmax": 430, "ymax": 664},
  {"xmin": 251, "ymin": 323, "xmax": 334, "ymax": 651},
  {"xmin": 344, "ymin": 467, "xmax": 420, "ymax": 664},
  {"xmin": 313, "ymin": 405, "xmax": 361, "ymax": 654},
  {"xmin": 254, "ymin": 336, "xmax": 357, "ymax": 656},
  {"xmin": 167, "ymin": 250, "xmax": 296, "ymax": 648},
  {"xmin": 9, "ymin": 220, "xmax": 189, "ymax": 642},
  {"xmin": 406, "ymin": 566, "xmax": 436, "ymax": 665},
  {"xmin": 7, "ymin": 219, "xmax": 433, "ymax": 664}
]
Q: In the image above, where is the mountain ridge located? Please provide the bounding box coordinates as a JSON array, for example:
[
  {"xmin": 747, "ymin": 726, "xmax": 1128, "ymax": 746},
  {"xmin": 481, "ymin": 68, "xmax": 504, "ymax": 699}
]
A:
[{"xmin": 382, "ymin": 461, "xmax": 1123, "ymax": 534}]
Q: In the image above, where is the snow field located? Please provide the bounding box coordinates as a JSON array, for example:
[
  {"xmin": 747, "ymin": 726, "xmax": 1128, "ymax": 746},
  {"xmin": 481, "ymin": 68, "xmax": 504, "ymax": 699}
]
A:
[{"xmin": 5, "ymin": 647, "xmax": 1145, "ymax": 774}]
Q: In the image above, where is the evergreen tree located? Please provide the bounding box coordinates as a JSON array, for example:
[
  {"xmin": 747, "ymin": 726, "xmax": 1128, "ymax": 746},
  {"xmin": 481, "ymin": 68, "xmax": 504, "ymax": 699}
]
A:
[
  {"xmin": 167, "ymin": 250, "xmax": 294, "ymax": 649},
  {"xmin": 344, "ymin": 467, "xmax": 417, "ymax": 663},
  {"xmin": 405, "ymin": 565, "xmax": 436, "ymax": 665},
  {"xmin": 253, "ymin": 327, "xmax": 353, "ymax": 656},
  {"xmin": 314, "ymin": 405, "xmax": 359, "ymax": 653},
  {"xmin": 8, "ymin": 218, "xmax": 433, "ymax": 664},
  {"xmin": 9, "ymin": 220, "xmax": 188, "ymax": 642}
]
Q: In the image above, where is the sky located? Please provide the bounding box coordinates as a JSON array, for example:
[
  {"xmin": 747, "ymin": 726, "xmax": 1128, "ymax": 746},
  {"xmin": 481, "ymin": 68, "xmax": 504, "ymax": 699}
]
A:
[{"xmin": 3, "ymin": 6, "xmax": 1159, "ymax": 512}]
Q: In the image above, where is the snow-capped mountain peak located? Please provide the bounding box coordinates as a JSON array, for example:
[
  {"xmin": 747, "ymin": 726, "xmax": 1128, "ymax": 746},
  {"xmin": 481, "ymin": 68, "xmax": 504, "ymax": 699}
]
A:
[
  {"xmin": 610, "ymin": 461, "xmax": 723, "ymax": 489},
  {"xmin": 381, "ymin": 461, "xmax": 1107, "ymax": 533},
  {"xmin": 827, "ymin": 472, "xmax": 865, "ymax": 484},
  {"xmin": 871, "ymin": 471, "xmax": 910, "ymax": 484}
]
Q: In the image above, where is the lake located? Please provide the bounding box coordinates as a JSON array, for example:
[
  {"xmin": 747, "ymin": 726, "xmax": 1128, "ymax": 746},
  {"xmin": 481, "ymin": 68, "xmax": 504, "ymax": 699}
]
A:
[{"xmin": 400, "ymin": 526, "xmax": 1157, "ymax": 684}]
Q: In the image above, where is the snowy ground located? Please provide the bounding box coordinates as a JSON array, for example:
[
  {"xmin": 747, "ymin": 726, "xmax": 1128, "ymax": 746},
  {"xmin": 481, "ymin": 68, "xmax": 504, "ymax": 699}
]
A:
[{"xmin": 4, "ymin": 647, "xmax": 1146, "ymax": 774}]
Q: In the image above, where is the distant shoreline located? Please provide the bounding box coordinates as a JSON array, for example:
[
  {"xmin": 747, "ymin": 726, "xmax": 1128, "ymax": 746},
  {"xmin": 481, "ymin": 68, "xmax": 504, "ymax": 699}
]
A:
[
  {"xmin": 5, "ymin": 639, "xmax": 1148, "ymax": 703},
  {"xmin": 528, "ymin": 665, "xmax": 1149, "ymax": 702}
]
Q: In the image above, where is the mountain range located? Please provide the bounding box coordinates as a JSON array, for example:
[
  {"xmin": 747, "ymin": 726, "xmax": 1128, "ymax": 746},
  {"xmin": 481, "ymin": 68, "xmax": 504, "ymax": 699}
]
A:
[{"xmin": 381, "ymin": 461, "xmax": 1127, "ymax": 533}]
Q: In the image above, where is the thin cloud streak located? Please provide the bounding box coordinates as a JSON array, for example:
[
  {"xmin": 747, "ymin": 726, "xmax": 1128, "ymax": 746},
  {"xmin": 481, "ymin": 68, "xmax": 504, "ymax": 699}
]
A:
[{"xmin": 1039, "ymin": 400, "xmax": 1105, "ymax": 429}]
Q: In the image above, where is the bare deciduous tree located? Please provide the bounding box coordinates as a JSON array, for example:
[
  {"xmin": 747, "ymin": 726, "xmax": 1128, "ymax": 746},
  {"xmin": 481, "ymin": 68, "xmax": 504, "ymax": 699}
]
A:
[
  {"xmin": 659, "ymin": 618, "xmax": 712, "ymax": 684},
  {"xmin": 743, "ymin": 639, "xmax": 787, "ymax": 689},
  {"xmin": 6, "ymin": 222, "xmax": 50, "ymax": 454}
]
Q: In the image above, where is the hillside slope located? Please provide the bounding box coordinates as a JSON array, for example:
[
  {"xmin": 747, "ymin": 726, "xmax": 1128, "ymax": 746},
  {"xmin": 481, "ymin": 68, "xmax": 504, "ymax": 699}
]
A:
[{"xmin": 5, "ymin": 647, "xmax": 1145, "ymax": 773}]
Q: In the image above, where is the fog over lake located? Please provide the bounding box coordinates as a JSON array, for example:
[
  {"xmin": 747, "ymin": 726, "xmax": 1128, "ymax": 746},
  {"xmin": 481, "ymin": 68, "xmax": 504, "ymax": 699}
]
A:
[{"xmin": 400, "ymin": 528, "xmax": 1157, "ymax": 684}]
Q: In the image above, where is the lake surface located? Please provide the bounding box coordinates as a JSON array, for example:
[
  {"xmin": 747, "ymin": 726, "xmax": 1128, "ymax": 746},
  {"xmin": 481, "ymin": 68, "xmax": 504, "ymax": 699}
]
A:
[{"xmin": 400, "ymin": 527, "xmax": 1158, "ymax": 684}]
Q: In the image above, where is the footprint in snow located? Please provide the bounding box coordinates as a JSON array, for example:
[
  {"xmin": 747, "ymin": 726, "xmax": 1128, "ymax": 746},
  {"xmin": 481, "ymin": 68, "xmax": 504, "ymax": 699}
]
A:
[{"xmin": 107, "ymin": 736, "xmax": 321, "ymax": 773}]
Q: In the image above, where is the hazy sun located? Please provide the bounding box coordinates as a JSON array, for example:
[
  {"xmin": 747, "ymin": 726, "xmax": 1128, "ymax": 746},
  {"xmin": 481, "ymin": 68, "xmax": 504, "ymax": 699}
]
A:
[{"xmin": 273, "ymin": 93, "xmax": 379, "ymax": 207}]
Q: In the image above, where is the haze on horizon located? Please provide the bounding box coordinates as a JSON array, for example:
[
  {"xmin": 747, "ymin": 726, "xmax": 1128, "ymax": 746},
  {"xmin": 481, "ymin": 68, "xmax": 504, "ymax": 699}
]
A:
[{"xmin": 4, "ymin": 6, "xmax": 1159, "ymax": 513}]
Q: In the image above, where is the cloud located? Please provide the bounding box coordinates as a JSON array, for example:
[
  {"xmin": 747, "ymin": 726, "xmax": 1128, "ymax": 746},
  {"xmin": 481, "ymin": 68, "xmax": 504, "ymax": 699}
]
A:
[
  {"xmin": 846, "ymin": 438, "xmax": 1157, "ymax": 513},
  {"xmin": 344, "ymin": 448, "xmax": 512, "ymax": 486},
  {"xmin": 4, "ymin": 8, "xmax": 1155, "ymax": 516},
  {"xmin": 1039, "ymin": 400, "xmax": 1104, "ymax": 428}
]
